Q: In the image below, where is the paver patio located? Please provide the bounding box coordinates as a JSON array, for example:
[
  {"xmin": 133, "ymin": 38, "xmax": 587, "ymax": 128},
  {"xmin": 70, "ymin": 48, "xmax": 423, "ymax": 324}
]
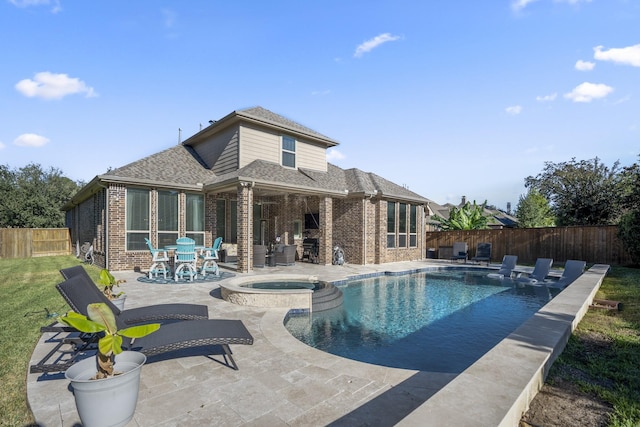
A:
[{"xmin": 27, "ymin": 260, "xmax": 609, "ymax": 426}]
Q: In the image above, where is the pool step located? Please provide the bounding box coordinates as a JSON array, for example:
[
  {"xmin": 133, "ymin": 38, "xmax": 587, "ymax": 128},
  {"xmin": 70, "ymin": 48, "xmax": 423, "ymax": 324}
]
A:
[{"xmin": 312, "ymin": 283, "xmax": 343, "ymax": 312}]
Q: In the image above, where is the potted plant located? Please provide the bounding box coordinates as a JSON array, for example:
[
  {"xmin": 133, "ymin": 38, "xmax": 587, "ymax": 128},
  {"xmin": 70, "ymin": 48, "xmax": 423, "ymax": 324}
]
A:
[
  {"xmin": 59, "ymin": 303, "xmax": 160, "ymax": 427},
  {"xmin": 98, "ymin": 268, "xmax": 127, "ymax": 311}
]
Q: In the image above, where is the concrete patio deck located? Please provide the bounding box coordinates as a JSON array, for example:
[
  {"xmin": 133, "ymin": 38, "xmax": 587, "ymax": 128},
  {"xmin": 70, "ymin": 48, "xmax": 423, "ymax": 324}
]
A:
[{"xmin": 27, "ymin": 260, "xmax": 609, "ymax": 426}]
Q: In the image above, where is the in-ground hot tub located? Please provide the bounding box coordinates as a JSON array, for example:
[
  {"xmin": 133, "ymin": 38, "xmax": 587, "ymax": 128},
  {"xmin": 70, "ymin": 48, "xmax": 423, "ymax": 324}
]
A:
[{"xmin": 220, "ymin": 275, "xmax": 319, "ymax": 312}]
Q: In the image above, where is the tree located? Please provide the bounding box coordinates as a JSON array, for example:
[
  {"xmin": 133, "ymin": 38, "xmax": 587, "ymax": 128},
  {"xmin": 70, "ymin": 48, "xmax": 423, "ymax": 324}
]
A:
[
  {"xmin": 525, "ymin": 157, "xmax": 623, "ymax": 226},
  {"xmin": 0, "ymin": 163, "xmax": 81, "ymax": 228},
  {"xmin": 515, "ymin": 188, "xmax": 555, "ymax": 228},
  {"xmin": 617, "ymin": 158, "xmax": 640, "ymax": 264},
  {"xmin": 432, "ymin": 200, "xmax": 489, "ymax": 230}
]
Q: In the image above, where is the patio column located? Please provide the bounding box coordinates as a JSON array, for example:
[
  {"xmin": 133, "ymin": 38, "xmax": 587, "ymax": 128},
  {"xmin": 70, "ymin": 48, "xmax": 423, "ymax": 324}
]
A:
[
  {"xmin": 319, "ymin": 196, "xmax": 332, "ymax": 265},
  {"xmin": 237, "ymin": 181, "xmax": 254, "ymax": 273}
]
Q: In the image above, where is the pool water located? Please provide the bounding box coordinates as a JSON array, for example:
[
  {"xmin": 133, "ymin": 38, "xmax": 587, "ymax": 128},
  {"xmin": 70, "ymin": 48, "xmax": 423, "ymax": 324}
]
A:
[{"xmin": 284, "ymin": 269, "xmax": 560, "ymax": 373}]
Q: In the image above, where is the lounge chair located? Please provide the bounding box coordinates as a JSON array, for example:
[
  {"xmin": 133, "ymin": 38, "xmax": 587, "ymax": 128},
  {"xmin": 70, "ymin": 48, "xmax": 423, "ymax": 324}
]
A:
[
  {"xmin": 487, "ymin": 255, "xmax": 518, "ymax": 279},
  {"xmin": 450, "ymin": 242, "xmax": 468, "ymax": 263},
  {"xmin": 59, "ymin": 266, "xmax": 208, "ymax": 325},
  {"xmin": 547, "ymin": 260, "xmax": 586, "ymax": 289},
  {"xmin": 34, "ymin": 275, "xmax": 253, "ymax": 372},
  {"xmin": 516, "ymin": 258, "xmax": 553, "ymax": 285},
  {"xmin": 471, "ymin": 242, "xmax": 492, "ymax": 265}
]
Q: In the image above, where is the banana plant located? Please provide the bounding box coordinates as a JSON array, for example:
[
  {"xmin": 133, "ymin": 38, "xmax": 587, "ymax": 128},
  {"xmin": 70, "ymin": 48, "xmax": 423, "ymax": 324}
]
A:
[
  {"xmin": 97, "ymin": 268, "xmax": 125, "ymax": 300},
  {"xmin": 433, "ymin": 200, "xmax": 489, "ymax": 230},
  {"xmin": 59, "ymin": 303, "xmax": 160, "ymax": 378}
]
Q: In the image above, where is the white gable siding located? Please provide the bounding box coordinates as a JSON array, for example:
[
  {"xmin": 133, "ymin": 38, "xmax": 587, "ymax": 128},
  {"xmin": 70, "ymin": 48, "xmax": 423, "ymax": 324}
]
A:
[
  {"xmin": 239, "ymin": 125, "xmax": 280, "ymax": 167},
  {"xmin": 296, "ymin": 141, "xmax": 327, "ymax": 172},
  {"xmin": 239, "ymin": 124, "xmax": 327, "ymax": 172}
]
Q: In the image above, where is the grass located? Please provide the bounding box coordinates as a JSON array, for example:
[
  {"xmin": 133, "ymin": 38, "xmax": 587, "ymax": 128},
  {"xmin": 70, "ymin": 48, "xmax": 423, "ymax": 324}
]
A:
[
  {"xmin": 548, "ymin": 265, "xmax": 640, "ymax": 426},
  {"xmin": 1, "ymin": 258, "xmax": 639, "ymax": 426},
  {"xmin": 0, "ymin": 256, "xmax": 102, "ymax": 427}
]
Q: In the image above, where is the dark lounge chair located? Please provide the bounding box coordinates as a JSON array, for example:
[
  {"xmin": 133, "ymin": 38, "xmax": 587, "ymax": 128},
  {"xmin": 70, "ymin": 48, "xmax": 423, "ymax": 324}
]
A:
[
  {"xmin": 516, "ymin": 258, "xmax": 554, "ymax": 285},
  {"xmin": 547, "ymin": 260, "xmax": 586, "ymax": 289},
  {"xmin": 487, "ymin": 255, "xmax": 518, "ymax": 279},
  {"xmin": 32, "ymin": 275, "xmax": 254, "ymax": 372},
  {"xmin": 59, "ymin": 266, "xmax": 208, "ymax": 325},
  {"xmin": 471, "ymin": 242, "xmax": 492, "ymax": 265},
  {"xmin": 450, "ymin": 242, "xmax": 468, "ymax": 263}
]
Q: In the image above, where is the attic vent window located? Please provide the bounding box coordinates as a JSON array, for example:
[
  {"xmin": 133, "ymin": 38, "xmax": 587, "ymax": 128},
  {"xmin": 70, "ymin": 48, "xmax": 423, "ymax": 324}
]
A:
[{"xmin": 282, "ymin": 135, "xmax": 296, "ymax": 168}]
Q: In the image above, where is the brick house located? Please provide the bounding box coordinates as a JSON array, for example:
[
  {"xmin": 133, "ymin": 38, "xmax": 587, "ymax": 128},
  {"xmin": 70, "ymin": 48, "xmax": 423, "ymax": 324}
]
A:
[{"xmin": 64, "ymin": 106, "xmax": 429, "ymax": 273}]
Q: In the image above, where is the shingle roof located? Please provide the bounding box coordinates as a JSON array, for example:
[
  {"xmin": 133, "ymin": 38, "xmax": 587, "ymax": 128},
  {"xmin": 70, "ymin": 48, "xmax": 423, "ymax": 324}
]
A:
[
  {"xmin": 101, "ymin": 145, "xmax": 217, "ymax": 187},
  {"xmin": 85, "ymin": 107, "xmax": 427, "ymax": 204},
  {"xmin": 237, "ymin": 106, "xmax": 337, "ymax": 144}
]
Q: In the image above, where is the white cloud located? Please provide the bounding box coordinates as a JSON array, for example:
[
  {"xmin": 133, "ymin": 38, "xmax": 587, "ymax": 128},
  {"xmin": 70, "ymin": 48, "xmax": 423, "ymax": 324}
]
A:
[
  {"xmin": 15, "ymin": 72, "xmax": 97, "ymax": 100},
  {"xmin": 536, "ymin": 93, "xmax": 557, "ymax": 102},
  {"xmin": 575, "ymin": 60, "xmax": 595, "ymax": 71},
  {"xmin": 13, "ymin": 133, "xmax": 50, "ymax": 147},
  {"xmin": 511, "ymin": 0, "xmax": 539, "ymax": 12},
  {"xmin": 161, "ymin": 8, "xmax": 176, "ymax": 28},
  {"xmin": 326, "ymin": 149, "xmax": 346, "ymax": 162},
  {"xmin": 564, "ymin": 82, "xmax": 613, "ymax": 103},
  {"xmin": 506, "ymin": 105, "xmax": 523, "ymax": 115},
  {"xmin": 594, "ymin": 44, "xmax": 640, "ymax": 67},
  {"xmin": 354, "ymin": 33, "xmax": 401, "ymax": 58},
  {"xmin": 0, "ymin": 141, "xmax": 5, "ymax": 150},
  {"xmin": 9, "ymin": 0, "xmax": 61, "ymax": 13},
  {"xmin": 554, "ymin": 0, "xmax": 592, "ymax": 4}
]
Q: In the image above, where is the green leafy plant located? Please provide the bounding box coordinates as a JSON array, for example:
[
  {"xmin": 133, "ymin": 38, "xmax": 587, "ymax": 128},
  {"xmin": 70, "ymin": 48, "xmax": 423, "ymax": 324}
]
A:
[
  {"xmin": 58, "ymin": 303, "xmax": 159, "ymax": 378},
  {"xmin": 432, "ymin": 200, "xmax": 489, "ymax": 230},
  {"xmin": 97, "ymin": 268, "xmax": 125, "ymax": 300}
]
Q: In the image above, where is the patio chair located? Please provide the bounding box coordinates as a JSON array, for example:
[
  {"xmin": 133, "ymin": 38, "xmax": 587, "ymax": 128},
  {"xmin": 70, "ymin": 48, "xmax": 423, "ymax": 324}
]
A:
[
  {"xmin": 450, "ymin": 242, "xmax": 468, "ymax": 263},
  {"xmin": 471, "ymin": 242, "xmax": 492, "ymax": 265},
  {"xmin": 174, "ymin": 237, "xmax": 197, "ymax": 281},
  {"xmin": 34, "ymin": 275, "xmax": 253, "ymax": 372},
  {"xmin": 516, "ymin": 258, "xmax": 553, "ymax": 285},
  {"xmin": 253, "ymin": 244, "xmax": 267, "ymax": 268},
  {"xmin": 59, "ymin": 266, "xmax": 208, "ymax": 325},
  {"xmin": 275, "ymin": 245, "xmax": 297, "ymax": 266},
  {"xmin": 487, "ymin": 255, "xmax": 518, "ymax": 279},
  {"xmin": 199, "ymin": 236, "xmax": 222, "ymax": 276},
  {"xmin": 144, "ymin": 238, "xmax": 171, "ymax": 279},
  {"xmin": 547, "ymin": 260, "xmax": 586, "ymax": 289}
]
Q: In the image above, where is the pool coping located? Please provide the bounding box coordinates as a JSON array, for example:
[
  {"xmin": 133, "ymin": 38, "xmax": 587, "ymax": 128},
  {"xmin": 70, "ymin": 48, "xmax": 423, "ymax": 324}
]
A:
[{"xmin": 259, "ymin": 263, "xmax": 610, "ymax": 426}]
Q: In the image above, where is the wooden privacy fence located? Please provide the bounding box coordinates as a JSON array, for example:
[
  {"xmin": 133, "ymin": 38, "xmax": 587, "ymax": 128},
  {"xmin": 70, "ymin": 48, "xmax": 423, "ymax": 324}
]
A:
[
  {"xmin": 0, "ymin": 228, "xmax": 71, "ymax": 259},
  {"xmin": 426, "ymin": 226, "xmax": 633, "ymax": 266}
]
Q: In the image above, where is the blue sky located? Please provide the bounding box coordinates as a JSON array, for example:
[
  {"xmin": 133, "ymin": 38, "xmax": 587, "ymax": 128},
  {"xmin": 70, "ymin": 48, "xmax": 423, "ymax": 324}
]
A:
[{"xmin": 1, "ymin": 0, "xmax": 638, "ymax": 210}]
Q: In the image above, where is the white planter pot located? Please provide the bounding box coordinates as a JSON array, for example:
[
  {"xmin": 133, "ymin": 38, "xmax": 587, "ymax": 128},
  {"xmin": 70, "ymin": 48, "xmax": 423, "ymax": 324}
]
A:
[
  {"xmin": 111, "ymin": 295, "xmax": 126, "ymax": 311},
  {"xmin": 65, "ymin": 351, "xmax": 146, "ymax": 427}
]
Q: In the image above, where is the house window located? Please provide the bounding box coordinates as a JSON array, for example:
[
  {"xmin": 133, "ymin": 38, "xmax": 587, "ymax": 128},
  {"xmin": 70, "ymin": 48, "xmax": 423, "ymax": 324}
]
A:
[
  {"xmin": 409, "ymin": 205, "xmax": 417, "ymax": 247},
  {"xmin": 215, "ymin": 199, "xmax": 226, "ymax": 241},
  {"xmin": 387, "ymin": 201, "xmax": 396, "ymax": 248},
  {"xmin": 186, "ymin": 193, "xmax": 204, "ymax": 246},
  {"xmin": 126, "ymin": 188, "xmax": 149, "ymax": 251},
  {"xmin": 293, "ymin": 220, "xmax": 302, "ymax": 239},
  {"xmin": 230, "ymin": 200, "xmax": 238, "ymax": 243},
  {"xmin": 157, "ymin": 190, "xmax": 178, "ymax": 248},
  {"xmin": 282, "ymin": 136, "xmax": 296, "ymax": 168},
  {"xmin": 398, "ymin": 203, "xmax": 407, "ymax": 247}
]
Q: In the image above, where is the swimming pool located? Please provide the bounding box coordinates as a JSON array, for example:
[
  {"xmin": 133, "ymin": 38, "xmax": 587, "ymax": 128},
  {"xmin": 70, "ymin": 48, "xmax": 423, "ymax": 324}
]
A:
[{"xmin": 284, "ymin": 268, "xmax": 561, "ymax": 373}]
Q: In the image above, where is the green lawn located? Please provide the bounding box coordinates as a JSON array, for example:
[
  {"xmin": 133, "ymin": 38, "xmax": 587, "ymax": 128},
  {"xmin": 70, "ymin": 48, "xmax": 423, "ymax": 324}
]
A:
[
  {"xmin": 0, "ymin": 256, "xmax": 102, "ymax": 427},
  {"xmin": 0, "ymin": 258, "xmax": 639, "ymax": 426}
]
